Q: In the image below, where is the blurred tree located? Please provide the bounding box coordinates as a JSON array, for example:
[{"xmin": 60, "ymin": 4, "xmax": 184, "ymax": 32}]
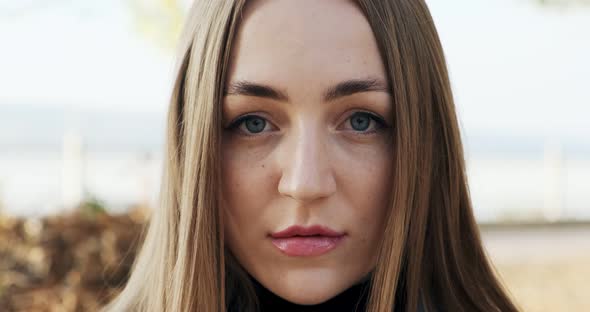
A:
[
  {"xmin": 127, "ymin": 0, "xmax": 188, "ymax": 51},
  {"xmin": 0, "ymin": 181, "xmax": 4, "ymax": 214},
  {"xmin": 77, "ymin": 195, "xmax": 107, "ymax": 220},
  {"xmin": 536, "ymin": 0, "xmax": 590, "ymax": 6}
]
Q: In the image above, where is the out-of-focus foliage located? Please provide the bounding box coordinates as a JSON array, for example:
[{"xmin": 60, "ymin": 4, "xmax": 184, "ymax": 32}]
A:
[
  {"xmin": 536, "ymin": 0, "xmax": 590, "ymax": 6},
  {"xmin": 78, "ymin": 196, "xmax": 108, "ymax": 220},
  {"xmin": 0, "ymin": 207, "xmax": 148, "ymax": 311},
  {"xmin": 128, "ymin": 0, "xmax": 185, "ymax": 51}
]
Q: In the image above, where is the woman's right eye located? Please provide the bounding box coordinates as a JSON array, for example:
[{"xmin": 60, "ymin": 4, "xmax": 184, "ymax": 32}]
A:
[{"xmin": 225, "ymin": 115, "xmax": 273, "ymax": 136}]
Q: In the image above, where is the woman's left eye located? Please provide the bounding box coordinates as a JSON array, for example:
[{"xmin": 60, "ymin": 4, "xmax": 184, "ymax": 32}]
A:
[{"xmin": 341, "ymin": 111, "xmax": 387, "ymax": 134}]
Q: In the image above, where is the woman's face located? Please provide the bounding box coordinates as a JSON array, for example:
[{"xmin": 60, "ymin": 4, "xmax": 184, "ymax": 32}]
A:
[{"xmin": 221, "ymin": 0, "xmax": 393, "ymax": 305}]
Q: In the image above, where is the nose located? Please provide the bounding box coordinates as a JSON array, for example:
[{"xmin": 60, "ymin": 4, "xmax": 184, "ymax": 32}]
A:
[{"xmin": 277, "ymin": 122, "xmax": 337, "ymax": 203}]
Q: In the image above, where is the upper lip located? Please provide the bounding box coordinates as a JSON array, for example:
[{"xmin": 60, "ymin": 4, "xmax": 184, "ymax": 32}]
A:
[{"xmin": 270, "ymin": 225, "xmax": 345, "ymax": 238}]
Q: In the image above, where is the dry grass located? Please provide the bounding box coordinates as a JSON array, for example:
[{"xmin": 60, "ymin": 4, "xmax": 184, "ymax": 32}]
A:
[
  {"xmin": 1, "ymin": 212, "xmax": 588, "ymax": 311},
  {"xmin": 481, "ymin": 224, "xmax": 590, "ymax": 312},
  {"xmin": 493, "ymin": 255, "xmax": 590, "ymax": 312}
]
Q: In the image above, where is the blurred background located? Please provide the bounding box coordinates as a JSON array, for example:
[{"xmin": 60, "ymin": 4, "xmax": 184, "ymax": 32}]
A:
[{"xmin": 0, "ymin": 0, "xmax": 588, "ymax": 310}]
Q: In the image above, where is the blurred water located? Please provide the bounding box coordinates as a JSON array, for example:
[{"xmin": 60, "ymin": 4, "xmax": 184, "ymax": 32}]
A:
[
  {"xmin": 468, "ymin": 156, "xmax": 590, "ymax": 222},
  {"xmin": 0, "ymin": 150, "xmax": 162, "ymax": 217}
]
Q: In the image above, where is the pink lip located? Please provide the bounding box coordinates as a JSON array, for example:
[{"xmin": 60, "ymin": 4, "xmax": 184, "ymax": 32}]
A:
[
  {"xmin": 269, "ymin": 225, "xmax": 346, "ymax": 257},
  {"xmin": 270, "ymin": 225, "xmax": 345, "ymax": 238}
]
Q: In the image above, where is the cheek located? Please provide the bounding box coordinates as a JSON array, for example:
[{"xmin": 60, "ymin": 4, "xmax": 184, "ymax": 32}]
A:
[
  {"xmin": 221, "ymin": 140, "xmax": 261, "ymax": 204},
  {"xmin": 336, "ymin": 142, "xmax": 392, "ymax": 240},
  {"xmin": 337, "ymin": 137, "xmax": 392, "ymax": 193},
  {"xmin": 221, "ymin": 144, "xmax": 273, "ymax": 243}
]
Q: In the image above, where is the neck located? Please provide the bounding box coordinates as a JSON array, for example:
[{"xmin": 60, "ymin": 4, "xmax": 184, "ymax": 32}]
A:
[{"xmin": 251, "ymin": 276, "xmax": 371, "ymax": 312}]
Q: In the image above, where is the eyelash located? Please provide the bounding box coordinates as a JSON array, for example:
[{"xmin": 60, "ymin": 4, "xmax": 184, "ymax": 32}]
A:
[{"xmin": 224, "ymin": 111, "xmax": 389, "ymax": 137}]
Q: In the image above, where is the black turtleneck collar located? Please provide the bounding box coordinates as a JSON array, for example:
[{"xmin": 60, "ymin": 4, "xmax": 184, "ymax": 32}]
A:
[
  {"xmin": 226, "ymin": 270, "xmax": 430, "ymax": 312},
  {"xmin": 251, "ymin": 275, "xmax": 371, "ymax": 312}
]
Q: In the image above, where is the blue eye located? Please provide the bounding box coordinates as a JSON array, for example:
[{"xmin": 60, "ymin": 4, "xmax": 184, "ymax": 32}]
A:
[
  {"xmin": 226, "ymin": 115, "xmax": 270, "ymax": 135},
  {"xmin": 350, "ymin": 112, "xmax": 371, "ymax": 131},
  {"xmin": 243, "ymin": 116, "xmax": 266, "ymax": 133},
  {"xmin": 346, "ymin": 112, "xmax": 386, "ymax": 133}
]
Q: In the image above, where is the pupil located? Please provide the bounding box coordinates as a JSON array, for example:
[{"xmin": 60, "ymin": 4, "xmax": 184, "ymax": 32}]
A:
[
  {"xmin": 350, "ymin": 113, "xmax": 370, "ymax": 131},
  {"xmin": 245, "ymin": 117, "xmax": 266, "ymax": 133}
]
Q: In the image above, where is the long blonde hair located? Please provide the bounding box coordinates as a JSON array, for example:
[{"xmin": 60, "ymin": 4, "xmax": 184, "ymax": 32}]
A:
[{"xmin": 102, "ymin": 1, "xmax": 520, "ymax": 311}]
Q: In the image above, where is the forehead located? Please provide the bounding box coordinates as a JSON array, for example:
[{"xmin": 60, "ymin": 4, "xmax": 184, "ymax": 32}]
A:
[{"xmin": 226, "ymin": 0, "xmax": 387, "ymax": 91}]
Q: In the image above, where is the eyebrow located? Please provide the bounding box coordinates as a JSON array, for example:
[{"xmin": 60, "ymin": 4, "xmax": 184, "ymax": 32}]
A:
[{"xmin": 224, "ymin": 77, "xmax": 390, "ymax": 102}]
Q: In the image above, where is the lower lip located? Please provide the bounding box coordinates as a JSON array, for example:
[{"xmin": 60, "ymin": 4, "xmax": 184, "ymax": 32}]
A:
[{"xmin": 271, "ymin": 235, "xmax": 345, "ymax": 257}]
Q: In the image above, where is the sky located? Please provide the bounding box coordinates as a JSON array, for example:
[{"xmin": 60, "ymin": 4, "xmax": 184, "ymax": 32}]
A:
[
  {"xmin": 0, "ymin": 0, "xmax": 589, "ymax": 140},
  {"xmin": 0, "ymin": 0, "xmax": 175, "ymax": 114},
  {"xmin": 427, "ymin": 0, "xmax": 590, "ymax": 140}
]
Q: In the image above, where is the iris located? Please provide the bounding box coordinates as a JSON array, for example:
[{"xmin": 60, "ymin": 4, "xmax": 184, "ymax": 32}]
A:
[
  {"xmin": 350, "ymin": 112, "xmax": 371, "ymax": 131},
  {"xmin": 244, "ymin": 117, "xmax": 266, "ymax": 133}
]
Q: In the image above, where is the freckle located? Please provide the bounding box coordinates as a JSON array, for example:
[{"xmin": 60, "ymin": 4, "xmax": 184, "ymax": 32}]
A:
[{"xmin": 261, "ymin": 164, "xmax": 265, "ymax": 168}]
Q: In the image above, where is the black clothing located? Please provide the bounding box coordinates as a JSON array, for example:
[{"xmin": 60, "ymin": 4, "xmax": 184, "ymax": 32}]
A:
[{"xmin": 227, "ymin": 274, "xmax": 429, "ymax": 312}]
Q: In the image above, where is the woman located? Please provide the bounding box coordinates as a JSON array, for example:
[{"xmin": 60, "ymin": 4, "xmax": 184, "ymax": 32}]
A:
[{"xmin": 103, "ymin": 0, "xmax": 520, "ymax": 311}]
